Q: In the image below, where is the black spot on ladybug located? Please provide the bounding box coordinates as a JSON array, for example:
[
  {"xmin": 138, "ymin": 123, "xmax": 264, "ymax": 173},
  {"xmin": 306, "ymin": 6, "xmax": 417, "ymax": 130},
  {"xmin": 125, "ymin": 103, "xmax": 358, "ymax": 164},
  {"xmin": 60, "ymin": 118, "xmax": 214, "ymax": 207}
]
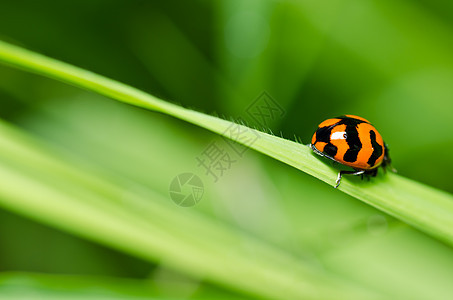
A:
[
  {"xmin": 315, "ymin": 125, "xmax": 335, "ymax": 143},
  {"xmin": 338, "ymin": 116, "xmax": 366, "ymax": 126},
  {"xmin": 324, "ymin": 143, "xmax": 338, "ymax": 157},
  {"xmin": 343, "ymin": 124, "xmax": 362, "ymax": 163},
  {"xmin": 367, "ymin": 130, "xmax": 383, "ymax": 167}
]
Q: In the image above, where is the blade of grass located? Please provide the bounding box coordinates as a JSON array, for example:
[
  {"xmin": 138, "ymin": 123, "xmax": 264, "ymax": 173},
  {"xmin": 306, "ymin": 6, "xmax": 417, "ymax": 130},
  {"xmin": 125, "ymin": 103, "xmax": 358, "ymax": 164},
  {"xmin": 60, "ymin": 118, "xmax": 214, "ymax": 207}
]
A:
[
  {"xmin": 13, "ymin": 93, "xmax": 453, "ymax": 299},
  {"xmin": 0, "ymin": 272, "xmax": 246, "ymax": 300},
  {"xmin": 0, "ymin": 40, "xmax": 453, "ymax": 250},
  {"xmin": 24, "ymin": 94, "xmax": 453, "ymax": 299},
  {"xmin": 0, "ymin": 119, "xmax": 383, "ymax": 300}
]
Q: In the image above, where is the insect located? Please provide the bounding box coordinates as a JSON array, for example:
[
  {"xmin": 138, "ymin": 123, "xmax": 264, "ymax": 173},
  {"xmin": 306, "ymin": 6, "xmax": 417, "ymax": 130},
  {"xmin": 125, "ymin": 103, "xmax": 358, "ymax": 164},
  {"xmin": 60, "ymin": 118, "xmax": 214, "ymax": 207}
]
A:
[{"xmin": 310, "ymin": 115, "xmax": 394, "ymax": 188}]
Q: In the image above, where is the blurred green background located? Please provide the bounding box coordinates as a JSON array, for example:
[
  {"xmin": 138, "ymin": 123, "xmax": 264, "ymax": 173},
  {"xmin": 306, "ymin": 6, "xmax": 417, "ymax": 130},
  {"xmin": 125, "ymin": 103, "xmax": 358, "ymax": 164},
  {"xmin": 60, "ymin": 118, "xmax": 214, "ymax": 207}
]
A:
[{"xmin": 0, "ymin": 0, "xmax": 453, "ymax": 299}]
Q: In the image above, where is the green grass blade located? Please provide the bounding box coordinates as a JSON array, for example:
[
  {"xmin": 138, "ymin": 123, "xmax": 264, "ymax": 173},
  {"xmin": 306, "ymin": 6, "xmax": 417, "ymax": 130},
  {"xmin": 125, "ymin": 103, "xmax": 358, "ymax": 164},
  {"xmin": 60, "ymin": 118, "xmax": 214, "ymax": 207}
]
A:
[
  {"xmin": 0, "ymin": 272, "xmax": 246, "ymax": 300},
  {"xmin": 0, "ymin": 120, "xmax": 383, "ymax": 300},
  {"xmin": 0, "ymin": 39, "xmax": 453, "ymax": 250}
]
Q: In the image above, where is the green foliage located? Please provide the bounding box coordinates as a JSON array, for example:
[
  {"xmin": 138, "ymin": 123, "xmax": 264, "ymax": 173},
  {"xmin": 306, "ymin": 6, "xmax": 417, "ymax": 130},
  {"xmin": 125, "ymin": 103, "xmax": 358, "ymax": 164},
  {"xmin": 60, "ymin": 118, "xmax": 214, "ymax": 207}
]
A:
[
  {"xmin": 1, "ymin": 39, "xmax": 453, "ymax": 250},
  {"xmin": 0, "ymin": 1, "xmax": 453, "ymax": 299},
  {"xmin": 0, "ymin": 272, "xmax": 246, "ymax": 299}
]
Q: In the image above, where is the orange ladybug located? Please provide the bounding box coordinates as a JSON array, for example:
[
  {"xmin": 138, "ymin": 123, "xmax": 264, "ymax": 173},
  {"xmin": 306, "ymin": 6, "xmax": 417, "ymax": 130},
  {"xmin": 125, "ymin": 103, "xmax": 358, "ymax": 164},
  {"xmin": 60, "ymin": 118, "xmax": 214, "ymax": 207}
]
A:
[{"xmin": 310, "ymin": 115, "xmax": 394, "ymax": 188}]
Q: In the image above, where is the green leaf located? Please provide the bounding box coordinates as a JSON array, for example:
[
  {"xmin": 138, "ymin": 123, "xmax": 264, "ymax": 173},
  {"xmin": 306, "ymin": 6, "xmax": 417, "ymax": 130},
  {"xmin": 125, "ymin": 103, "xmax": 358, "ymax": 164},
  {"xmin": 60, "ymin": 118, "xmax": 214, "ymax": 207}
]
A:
[
  {"xmin": 0, "ymin": 272, "xmax": 246, "ymax": 300},
  {"xmin": 0, "ymin": 111, "xmax": 381, "ymax": 299},
  {"xmin": 0, "ymin": 39, "xmax": 452, "ymax": 249}
]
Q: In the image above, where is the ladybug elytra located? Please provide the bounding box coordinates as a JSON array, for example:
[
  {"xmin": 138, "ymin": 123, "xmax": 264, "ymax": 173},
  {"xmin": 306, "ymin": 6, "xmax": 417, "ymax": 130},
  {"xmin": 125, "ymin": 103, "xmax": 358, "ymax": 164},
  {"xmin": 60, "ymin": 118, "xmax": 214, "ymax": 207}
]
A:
[{"xmin": 310, "ymin": 115, "xmax": 394, "ymax": 188}]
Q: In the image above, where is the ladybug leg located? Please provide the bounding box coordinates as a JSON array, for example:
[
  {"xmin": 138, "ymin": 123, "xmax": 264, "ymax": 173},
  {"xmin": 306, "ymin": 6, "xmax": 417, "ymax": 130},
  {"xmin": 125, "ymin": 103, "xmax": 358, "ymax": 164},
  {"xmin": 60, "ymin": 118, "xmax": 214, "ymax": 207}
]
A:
[
  {"xmin": 362, "ymin": 168, "xmax": 378, "ymax": 182},
  {"xmin": 335, "ymin": 170, "xmax": 366, "ymax": 188}
]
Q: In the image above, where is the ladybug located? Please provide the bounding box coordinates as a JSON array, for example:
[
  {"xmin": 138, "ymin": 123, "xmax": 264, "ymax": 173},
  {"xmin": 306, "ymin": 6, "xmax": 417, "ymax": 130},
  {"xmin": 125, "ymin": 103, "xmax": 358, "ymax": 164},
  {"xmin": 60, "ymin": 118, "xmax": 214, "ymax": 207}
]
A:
[{"xmin": 310, "ymin": 115, "xmax": 394, "ymax": 188}]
